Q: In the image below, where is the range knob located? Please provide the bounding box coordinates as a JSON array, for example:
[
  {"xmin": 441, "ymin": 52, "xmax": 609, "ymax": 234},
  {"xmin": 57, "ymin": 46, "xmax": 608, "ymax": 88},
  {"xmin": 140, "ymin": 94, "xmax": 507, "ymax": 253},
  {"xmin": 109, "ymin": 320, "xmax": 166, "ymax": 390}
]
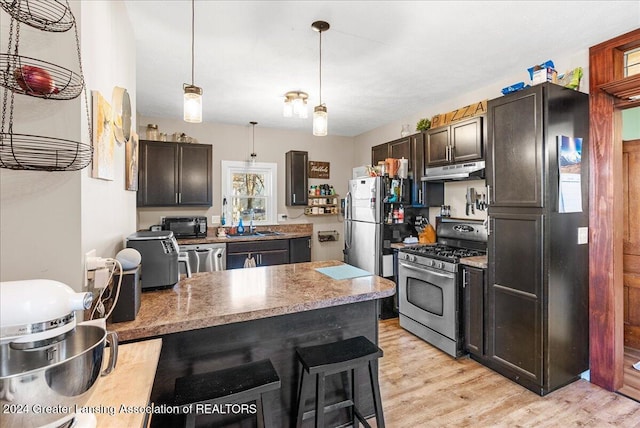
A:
[
  {"xmin": 411, "ymin": 255, "xmax": 417, "ymax": 262},
  {"xmin": 437, "ymin": 262, "xmax": 444, "ymax": 269},
  {"xmin": 427, "ymin": 259, "xmax": 434, "ymax": 267}
]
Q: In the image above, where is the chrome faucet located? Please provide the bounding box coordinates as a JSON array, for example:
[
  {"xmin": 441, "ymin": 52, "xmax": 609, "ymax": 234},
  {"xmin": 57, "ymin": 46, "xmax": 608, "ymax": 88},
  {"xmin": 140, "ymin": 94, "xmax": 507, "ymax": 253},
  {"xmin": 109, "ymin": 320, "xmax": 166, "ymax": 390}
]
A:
[{"xmin": 249, "ymin": 209, "xmax": 255, "ymax": 233}]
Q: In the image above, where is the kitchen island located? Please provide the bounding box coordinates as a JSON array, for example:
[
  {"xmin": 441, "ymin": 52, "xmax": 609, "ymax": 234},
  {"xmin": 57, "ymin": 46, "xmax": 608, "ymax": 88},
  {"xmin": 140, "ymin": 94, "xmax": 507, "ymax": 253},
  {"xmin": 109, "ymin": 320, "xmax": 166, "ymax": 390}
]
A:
[{"xmin": 108, "ymin": 260, "xmax": 395, "ymax": 427}]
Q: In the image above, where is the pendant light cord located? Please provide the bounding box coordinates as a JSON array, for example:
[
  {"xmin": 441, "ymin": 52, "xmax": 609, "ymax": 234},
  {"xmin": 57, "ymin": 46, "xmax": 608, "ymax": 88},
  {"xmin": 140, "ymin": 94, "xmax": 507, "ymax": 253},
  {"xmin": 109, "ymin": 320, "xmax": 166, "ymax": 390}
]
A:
[
  {"xmin": 191, "ymin": 0, "xmax": 195, "ymax": 85},
  {"xmin": 318, "ymin": 29, "xmax": 322, "ymax": 105}
]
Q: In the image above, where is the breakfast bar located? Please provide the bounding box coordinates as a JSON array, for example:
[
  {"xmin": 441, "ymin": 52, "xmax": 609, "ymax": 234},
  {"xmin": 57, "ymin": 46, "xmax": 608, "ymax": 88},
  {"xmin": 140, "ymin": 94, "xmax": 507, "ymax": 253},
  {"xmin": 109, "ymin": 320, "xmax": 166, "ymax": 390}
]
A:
[{"xmin": 108, "ymin": 260, "xmax": 395, "ymax": 427}]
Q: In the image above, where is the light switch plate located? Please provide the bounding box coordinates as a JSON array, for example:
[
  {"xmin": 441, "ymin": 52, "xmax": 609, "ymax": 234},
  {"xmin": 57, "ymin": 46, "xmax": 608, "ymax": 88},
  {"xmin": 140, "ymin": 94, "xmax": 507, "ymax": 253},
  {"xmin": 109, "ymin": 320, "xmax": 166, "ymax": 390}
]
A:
[
  {"xmin": 577, "ymin": 227, "xmax": 589, "ymax": 245},
  {"xmin": 211, "ymin": 215, "xmax": 220, "ymax": 225}
]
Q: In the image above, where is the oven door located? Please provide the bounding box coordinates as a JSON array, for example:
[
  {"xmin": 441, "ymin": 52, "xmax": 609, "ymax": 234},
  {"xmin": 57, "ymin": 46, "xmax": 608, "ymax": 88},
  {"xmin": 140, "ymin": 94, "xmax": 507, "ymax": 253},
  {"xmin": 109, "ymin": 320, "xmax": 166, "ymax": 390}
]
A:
[{"xmin": 398, "ymin": 258, "xmax": 457, "ymax": 340}]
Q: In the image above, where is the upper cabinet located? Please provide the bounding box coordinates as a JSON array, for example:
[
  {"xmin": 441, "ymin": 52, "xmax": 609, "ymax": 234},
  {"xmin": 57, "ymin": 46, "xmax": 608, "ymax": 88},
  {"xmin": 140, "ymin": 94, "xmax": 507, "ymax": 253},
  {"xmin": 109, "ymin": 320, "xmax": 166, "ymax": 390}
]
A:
[
  {"xmin": 137, "ymin": 140, "xmax": 213, "ymax": 207},
  {"xmin": 425, "ymin": 116, "xmax": 484, "ymax": 167},
  {"xmin": 371, "ymin": 137, "xmax": 412, "ymax": 170},
  {"xmin": 285, "ymin": 150, "xmax": 308, "ymax": 206}
]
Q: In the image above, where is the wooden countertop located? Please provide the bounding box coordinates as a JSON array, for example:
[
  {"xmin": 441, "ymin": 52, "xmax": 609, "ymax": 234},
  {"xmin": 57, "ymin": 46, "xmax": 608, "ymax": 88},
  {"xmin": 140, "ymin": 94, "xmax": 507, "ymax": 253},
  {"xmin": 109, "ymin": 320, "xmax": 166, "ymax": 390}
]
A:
[
  {"xmin": 109, "ymin": 260, "xmax": 395, "ymax": 342},
  {"xmin": 87, "ymin": 339, "xmax": 161, "ymax": 428}
]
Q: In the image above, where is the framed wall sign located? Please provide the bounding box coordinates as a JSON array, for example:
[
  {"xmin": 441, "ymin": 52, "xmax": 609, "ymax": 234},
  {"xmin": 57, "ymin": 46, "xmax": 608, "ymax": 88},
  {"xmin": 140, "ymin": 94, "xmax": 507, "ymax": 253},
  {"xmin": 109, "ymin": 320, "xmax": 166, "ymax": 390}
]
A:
[{"xmin": 309, "ymin": 161, "xmax": 330, "ymax": 179}]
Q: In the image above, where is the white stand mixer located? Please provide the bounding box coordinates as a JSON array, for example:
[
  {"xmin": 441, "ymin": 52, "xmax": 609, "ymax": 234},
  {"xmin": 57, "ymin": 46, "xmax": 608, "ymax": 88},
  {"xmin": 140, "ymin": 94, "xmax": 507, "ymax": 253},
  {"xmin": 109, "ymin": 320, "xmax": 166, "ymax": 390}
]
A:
[{"xmin": 0, "ymin": 279, "xmax": 118, "ymax": 428}]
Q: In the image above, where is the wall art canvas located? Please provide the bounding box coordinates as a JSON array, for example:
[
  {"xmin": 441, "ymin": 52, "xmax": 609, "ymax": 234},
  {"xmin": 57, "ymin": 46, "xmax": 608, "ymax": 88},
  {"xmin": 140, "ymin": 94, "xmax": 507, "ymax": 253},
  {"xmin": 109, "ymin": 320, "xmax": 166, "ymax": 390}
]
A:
[
  {"xmin": 125, "ymin": 131, "xmax": 139, "ymax": 191},
  {"xmin": 92, "ymin": 90, "xmax": 115, "ymax": 180}
]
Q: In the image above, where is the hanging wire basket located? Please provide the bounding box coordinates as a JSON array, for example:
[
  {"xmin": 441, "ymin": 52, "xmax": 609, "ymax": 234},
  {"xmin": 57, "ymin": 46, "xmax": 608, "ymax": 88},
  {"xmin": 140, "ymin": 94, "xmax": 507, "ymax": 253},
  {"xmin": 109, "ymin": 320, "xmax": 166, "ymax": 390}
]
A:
[
  {"xmin": 0, "ymin": 0, "xmax": 93, "ymax": 172},
  {"xmin": 0, "ymin": 0, "xmax": 75, "ymax": 32},
  {"xmin": 0, "ymin": 53, "xmax": 84, "ymax": 100},
  {"xmin": 0, "ymin": 133, "xmax": 92, "ymax": 171}
]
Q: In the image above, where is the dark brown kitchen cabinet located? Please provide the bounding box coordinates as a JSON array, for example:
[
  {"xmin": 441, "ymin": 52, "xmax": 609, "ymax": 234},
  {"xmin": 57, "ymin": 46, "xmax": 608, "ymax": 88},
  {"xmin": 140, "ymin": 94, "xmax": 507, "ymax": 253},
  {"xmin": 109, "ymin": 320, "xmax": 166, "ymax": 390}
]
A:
[
  {"xmin": 463, "ymin": 265, "xmax": 485, "ymax": 357},
  {"xmin": 226, "ymin": 239, "xmax": 289, "ymax": 269},
  {"xmin": 486, "ymin": 213, "xmax": 543, "ymax": 387},
  {"xmin": 410, "ymin": 132, "xmax": 444, "ymax": 207},
  {"xmin": 487, "ymin": 91, "xmax": 543, "ymax": 208},
  {"xmin": 371, "ymin": 142, "xmax": 389, "ymax": 167},
  {"xmin": 285, "ymin": 150, "xmax": 308, "ymax": 206},
  {"xmin": 137, "ymin": 140, "xmax": 212, "ymax": 207},
  {"xmin": 484, "ymin": 83, "xmax": 589, "ymax": 396},
  {"xmin": 425, "ymin": 116, "xmax": 484, "ymax": 167},
  {"xmin": 371, "ymin": 137, "xmax": 411, "ymax": 170},
  {"xmin": 289, "ymin": 237, "xmax": 311, "ymax": 263}
]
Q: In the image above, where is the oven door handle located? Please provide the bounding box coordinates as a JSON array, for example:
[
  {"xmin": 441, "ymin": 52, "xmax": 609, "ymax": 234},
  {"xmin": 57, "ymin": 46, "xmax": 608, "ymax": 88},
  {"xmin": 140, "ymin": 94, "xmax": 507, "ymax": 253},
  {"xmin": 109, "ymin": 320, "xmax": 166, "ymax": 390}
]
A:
[{"xmin": 398, "ymin": 260, "xmax": 455, "ymax": 280}]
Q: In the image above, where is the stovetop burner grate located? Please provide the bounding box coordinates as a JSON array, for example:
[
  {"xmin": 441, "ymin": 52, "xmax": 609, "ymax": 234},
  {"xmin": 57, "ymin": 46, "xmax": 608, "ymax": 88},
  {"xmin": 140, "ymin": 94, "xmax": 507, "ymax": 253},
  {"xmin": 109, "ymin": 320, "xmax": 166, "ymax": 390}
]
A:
[{"xmin": 401, "ymin": 244, "xmax": 485, "ymax": 263}]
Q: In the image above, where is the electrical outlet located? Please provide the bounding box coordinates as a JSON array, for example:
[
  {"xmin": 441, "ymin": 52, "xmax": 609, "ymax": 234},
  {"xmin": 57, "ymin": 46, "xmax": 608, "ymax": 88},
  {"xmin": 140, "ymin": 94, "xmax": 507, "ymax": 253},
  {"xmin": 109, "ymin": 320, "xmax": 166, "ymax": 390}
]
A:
[
  {"xmin": 278, "ymin": 213, "xmax": 288, "ymax": 222},
  {"xmin": 212, "ymin": 215, "xmax": 221, "ymax": 225},
  {"xmin": 84, "ymin": 249, "xmax": 96, "ymax": 290},
  {"xmin": 577, "ymin": 227, "xmax": 589, "ymax": 245},
  {"xmin": 160, "ymin": 216, "xmax": 166, "ymax": 224}
]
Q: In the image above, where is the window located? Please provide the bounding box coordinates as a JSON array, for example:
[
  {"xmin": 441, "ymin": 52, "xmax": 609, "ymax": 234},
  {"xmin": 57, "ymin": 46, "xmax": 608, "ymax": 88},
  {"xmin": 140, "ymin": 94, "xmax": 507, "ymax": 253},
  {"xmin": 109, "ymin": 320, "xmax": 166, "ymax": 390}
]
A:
[
  {"xmin": 221, "ymin": 161, "xmax": 277, "ymax": 225},
  {"xmin": 625, "ymin": 47, "xmax": 640, "ymax": 77}
]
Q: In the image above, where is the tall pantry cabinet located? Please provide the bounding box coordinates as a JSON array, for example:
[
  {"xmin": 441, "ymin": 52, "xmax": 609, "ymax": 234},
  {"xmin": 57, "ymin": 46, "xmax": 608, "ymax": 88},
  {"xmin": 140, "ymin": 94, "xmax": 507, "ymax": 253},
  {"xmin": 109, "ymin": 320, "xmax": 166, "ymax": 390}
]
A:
[{"xmin": 485, "ymin": 83, "xmax": 589, "ymax": 395}]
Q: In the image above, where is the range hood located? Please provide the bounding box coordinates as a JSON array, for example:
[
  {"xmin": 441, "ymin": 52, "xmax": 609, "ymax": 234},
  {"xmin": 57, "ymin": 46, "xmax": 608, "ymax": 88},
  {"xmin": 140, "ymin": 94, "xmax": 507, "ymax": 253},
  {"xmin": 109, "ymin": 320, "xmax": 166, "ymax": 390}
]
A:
[{"xmin": 421, "ymin": 161, "xmax": 485, "ymax": 181}]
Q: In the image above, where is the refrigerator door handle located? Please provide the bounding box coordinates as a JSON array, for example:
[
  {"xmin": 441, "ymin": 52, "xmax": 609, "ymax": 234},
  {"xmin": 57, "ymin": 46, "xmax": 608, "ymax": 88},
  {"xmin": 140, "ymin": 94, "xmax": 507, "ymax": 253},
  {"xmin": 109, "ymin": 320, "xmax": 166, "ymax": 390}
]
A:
[{"xmin": 344, "ymin": 191, "xmax": 352, "ymax": 249}]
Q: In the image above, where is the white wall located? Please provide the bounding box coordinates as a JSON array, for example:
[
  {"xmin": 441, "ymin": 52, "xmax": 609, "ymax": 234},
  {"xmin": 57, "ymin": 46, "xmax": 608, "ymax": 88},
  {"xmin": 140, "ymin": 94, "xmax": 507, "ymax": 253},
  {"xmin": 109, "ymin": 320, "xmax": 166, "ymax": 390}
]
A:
[
  {"xmin": 0, "ymin": 2, "xmax": 137, "ymax": 291},
  {"xmin": 0, "ymin": 6, "xmax": 83, "ymax": 286},
  {"xmin": 136, "ymin": 117, "xmax": 354, "ymax": 261},
  {"xmin": 80, "ymin": 1, "xmax": 138, "ymax": 268}
]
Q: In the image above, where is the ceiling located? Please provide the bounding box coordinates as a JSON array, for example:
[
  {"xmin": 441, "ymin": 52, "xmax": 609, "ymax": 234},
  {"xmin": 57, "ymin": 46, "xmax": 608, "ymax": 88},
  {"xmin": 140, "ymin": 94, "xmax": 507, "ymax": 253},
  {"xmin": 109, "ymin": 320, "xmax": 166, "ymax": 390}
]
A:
[{"xmin": 123, "ymin": 1, "xmax": 640, "ymax": 137}]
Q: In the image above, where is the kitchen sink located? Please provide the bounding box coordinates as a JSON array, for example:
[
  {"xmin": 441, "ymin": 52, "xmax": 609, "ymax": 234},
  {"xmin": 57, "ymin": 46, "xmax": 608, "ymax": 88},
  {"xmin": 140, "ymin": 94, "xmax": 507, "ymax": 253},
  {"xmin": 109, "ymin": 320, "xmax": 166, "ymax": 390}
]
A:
[
  {"xmin": 226, "ymin": 232, "xmax": 260, "ymax": 237},
  {"xmin": 256, "ymin": 231, "xmax": 283, "ymax": 236},
  {"xmin": 225, "ymin": 231, "xmax": 283, "ymax": 237}
]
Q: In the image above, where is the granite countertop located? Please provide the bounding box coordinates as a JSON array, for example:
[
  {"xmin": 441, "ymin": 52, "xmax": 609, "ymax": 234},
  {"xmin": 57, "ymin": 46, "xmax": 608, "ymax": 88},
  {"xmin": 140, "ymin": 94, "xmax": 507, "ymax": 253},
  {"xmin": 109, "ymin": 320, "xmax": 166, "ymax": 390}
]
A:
[
  {"xmin": 109, "ymin": 260, "xmax": 395, "ymax": 342},
  {"xmin": 178, "ymin": 224, "xmax": 312, "ymax": 245},
  {"xmin": 459, "ymin": 255, "xmax": 488, "ymax": 269}
]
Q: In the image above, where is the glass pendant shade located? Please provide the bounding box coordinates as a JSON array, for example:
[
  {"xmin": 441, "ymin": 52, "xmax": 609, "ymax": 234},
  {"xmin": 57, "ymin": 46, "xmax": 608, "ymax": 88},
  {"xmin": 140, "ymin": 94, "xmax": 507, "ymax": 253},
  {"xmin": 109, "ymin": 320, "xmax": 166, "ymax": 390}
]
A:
[
  {"xmin": 283, "ymin": 101, "xmax": 293, "ymax": 117},
  {"xmin": 283, "ymin": 91, "xmax": 308, "ymax": 118},
  {"xmin": 183, "ymin": 85, "xmax": 202, "ymax": 123},
  {"xmin": 313, "ymin": 105, "xmax": 328, "ymax": 136}
]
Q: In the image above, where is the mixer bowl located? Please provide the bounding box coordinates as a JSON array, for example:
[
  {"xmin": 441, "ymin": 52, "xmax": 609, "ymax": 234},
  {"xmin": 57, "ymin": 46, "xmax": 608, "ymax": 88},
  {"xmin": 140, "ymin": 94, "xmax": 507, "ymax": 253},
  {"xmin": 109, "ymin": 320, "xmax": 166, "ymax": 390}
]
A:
[{"xmin": 0, "ymin": 324, "xmax": 117, "ymax": 428}]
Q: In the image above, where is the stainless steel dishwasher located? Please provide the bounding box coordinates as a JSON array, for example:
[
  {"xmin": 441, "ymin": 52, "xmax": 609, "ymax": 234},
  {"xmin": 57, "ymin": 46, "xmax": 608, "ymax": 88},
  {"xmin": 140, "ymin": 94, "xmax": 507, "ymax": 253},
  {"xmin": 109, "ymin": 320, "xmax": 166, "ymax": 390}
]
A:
[{"xmin": 179, "ymin": 243, "xmax": 226, "ymax": 272}]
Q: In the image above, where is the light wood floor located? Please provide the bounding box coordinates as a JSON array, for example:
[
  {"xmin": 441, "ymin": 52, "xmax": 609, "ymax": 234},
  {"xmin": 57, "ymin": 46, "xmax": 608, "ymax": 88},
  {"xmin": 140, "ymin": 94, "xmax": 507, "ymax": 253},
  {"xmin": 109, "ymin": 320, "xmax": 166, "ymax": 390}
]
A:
[
  {"xmin": 372, "ymin": 318, "xmax": 640, "ymax": 427},
  {"xmin": 620, "ymin": 347, "xmax": 640, "ymax": 402}
]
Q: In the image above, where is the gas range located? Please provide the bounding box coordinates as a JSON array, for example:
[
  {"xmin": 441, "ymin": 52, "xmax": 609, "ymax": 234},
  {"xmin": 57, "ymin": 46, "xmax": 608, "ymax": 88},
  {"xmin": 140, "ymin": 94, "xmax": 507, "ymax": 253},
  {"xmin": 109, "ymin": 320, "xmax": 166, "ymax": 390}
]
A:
[
  {"xmin": 398, "ymin": 219, "xmax": 487, "ymax": 272},
  {"xmin": 401, "ymin": 244, "xmax": 485, "ymax": 263},
  {"xmin": 398, "ymin": 245, "xmax": 485, "ymax": 273},
  {"xmin": 397, "ymin": 218, "xmax": 487, "ymax": 357}
]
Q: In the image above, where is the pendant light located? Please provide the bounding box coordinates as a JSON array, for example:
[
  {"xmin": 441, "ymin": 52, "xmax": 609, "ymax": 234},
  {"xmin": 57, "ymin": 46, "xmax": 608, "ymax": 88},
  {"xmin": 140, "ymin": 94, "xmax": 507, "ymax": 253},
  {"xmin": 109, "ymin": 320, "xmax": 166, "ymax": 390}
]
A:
[
  {"xmin": 283, "ymin": 91, "xmax": 309, "ymax": 118},
  {"xmin": 183, "ymin": 0, "xmax": 202, "ymax": 123},
  {"xmin": 249, "ymin": 121, "xmax": 258, "ymax": 164},
  {"xmin": 312, "ymin": 21, "xmax": 329, "ymax": 136}
]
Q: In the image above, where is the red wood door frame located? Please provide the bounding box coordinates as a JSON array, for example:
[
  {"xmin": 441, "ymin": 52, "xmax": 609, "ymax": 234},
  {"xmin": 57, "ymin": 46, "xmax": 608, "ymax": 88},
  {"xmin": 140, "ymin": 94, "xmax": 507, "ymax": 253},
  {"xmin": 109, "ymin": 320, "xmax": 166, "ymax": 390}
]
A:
[{"xmin": 589, "ymin": 27, "xmax": 640, "ymax": 391}]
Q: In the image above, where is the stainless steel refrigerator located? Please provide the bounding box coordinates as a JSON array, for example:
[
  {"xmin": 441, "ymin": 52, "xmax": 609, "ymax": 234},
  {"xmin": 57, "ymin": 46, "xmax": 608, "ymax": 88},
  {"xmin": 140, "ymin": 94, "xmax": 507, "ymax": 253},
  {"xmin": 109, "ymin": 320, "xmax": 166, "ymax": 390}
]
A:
[{"xmin": 344, "ymin": 176, "xmax": 387, "ymax": 276}]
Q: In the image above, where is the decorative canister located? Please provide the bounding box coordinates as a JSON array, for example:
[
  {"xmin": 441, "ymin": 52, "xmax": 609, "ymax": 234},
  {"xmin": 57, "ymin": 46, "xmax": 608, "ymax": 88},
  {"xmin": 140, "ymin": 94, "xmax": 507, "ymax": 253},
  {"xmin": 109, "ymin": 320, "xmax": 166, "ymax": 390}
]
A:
[{"xmin": 146, "ymin": 124, "xmax": 159, "ymax": 140}]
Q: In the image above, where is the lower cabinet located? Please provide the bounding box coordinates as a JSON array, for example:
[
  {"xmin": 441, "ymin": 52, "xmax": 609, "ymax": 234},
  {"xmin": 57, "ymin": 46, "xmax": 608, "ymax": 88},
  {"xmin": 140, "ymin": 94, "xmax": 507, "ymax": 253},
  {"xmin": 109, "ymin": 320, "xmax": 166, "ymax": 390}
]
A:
[
  {"xmin": 289, "ymin": 237, "xmax": 311, "ymax": 263},
  {"xmin": 226, "ymin": 240, "xmax": 289, "ymax": 269},
  {"xmin": 462, "ymin": 265, "xmax": 485, "ymax": 356}
]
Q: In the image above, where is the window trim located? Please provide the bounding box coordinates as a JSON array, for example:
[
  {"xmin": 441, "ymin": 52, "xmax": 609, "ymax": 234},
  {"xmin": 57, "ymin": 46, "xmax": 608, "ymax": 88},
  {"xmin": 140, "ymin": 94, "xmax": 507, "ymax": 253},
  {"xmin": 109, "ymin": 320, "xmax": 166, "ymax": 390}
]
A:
[{"xmin": 221, "ymin": 160, "xmax": 277, "ymax": 225}]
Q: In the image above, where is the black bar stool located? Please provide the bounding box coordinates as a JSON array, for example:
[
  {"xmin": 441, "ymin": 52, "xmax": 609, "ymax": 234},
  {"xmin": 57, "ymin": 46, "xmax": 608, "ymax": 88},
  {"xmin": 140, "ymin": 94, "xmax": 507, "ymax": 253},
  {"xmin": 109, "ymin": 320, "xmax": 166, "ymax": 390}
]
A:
[
  {"xmin": 295, "ymin": 336, "xmax": 385, "ymax": 428},
  {"xmin": 174, "ymin": 359, "xmax": 281, "ymax": 428}
]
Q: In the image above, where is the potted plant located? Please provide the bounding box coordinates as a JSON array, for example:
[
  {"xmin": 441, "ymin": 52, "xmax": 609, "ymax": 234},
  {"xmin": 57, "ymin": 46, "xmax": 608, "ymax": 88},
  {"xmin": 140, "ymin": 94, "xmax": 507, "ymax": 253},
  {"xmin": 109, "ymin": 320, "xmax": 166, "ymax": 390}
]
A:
[{"xmin": 416, "ymin": 117, "xmax": 431, "ymax": 132}]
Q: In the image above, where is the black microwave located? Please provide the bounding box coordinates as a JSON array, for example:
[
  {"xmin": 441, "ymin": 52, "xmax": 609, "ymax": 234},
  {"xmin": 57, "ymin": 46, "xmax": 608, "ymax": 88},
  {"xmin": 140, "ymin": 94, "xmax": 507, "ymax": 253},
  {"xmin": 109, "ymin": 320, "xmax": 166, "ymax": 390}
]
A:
[{"xmin": 162, "ymin": 216, "xmax": 207, "ymax": 239}]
